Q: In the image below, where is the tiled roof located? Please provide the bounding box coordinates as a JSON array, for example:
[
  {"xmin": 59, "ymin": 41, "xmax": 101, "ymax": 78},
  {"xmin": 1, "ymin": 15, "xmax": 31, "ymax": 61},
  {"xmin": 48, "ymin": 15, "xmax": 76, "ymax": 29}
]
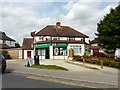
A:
[
  {"xmin": 0, "ymin": 44, "xmax": 10, "ymax": 49},
  {"xmin": 36, "ymin": 25, "xmax": 89, "ymax": 38},
  {"xmin": 22, "ymin": 38, "xmax": 34, "ymax": 50},
  {"xmin": 89, "ymin": 46, "xmax": 100, "ymax": 49},
  {"xmin": 35, "ymin": 40, "xmax": 85, "ymax": 44},
  {"xmin": 0, "ymin": 32, "xmax": 15, "ymax": 41},
  {"xmin": 90, "ymin": 38, "xmax": 98, "ymax": 44}
]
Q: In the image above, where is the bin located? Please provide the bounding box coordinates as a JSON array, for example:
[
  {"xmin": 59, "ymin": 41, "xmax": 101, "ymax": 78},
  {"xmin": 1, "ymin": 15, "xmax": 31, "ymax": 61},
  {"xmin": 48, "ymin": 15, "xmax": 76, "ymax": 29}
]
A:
[{"xmin": 34, "ymin": 55, "xmax": 39, "ymax": 65}]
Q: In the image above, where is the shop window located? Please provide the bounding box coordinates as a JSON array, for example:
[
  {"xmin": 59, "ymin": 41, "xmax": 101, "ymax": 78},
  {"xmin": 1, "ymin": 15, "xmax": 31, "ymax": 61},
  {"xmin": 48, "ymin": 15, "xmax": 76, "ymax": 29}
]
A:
[
  {"xmin": 40, "ymin": 49, "xmax": 45, "ymax": 56},
  {"xmin": 53, "ymin": 47, "xmax": 67, "ymax": 56}
]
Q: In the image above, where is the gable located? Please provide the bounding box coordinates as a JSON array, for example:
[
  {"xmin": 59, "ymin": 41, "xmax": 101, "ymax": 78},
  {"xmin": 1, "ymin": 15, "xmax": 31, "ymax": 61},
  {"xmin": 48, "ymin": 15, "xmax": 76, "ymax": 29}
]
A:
[{"xmin": 22, "ymin": 38, "xmax": 34, "ymax": 50}]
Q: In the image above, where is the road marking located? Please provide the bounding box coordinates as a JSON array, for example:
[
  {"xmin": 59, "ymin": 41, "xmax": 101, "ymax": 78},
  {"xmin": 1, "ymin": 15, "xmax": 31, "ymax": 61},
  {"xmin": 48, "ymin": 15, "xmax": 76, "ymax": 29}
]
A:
[
  {"xmin": 13, "ymin": 71, "xmax": 118, "ymax": 88},
  {"xmin": 27, "ymin": 75, "xmax": 96, "ymax": 88}
]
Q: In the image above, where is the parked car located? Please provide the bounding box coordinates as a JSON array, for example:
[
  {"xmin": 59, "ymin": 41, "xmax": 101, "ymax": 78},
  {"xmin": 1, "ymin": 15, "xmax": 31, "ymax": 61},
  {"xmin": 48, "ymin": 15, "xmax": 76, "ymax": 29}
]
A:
[
  {"xmin": 93, "ymin": 52, "xmax": 109, "ymax": 58},
  {"xmin": 0, "ymin": 54, "xmax": 7, "ymax": 73}
]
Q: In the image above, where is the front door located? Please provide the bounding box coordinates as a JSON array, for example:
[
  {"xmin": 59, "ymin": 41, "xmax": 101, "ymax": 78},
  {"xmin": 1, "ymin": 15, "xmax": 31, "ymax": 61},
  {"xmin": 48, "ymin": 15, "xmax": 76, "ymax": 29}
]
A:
[
  {"xmin": 45, "ymin": 49, "xmax": 49, "ymax": 59},
  {"xmin": 93, "ymin": 49, "xmax": 99, "ymax": 55},
  {"xmin": 27, "ymin": 51, "xmax": 31, "ymax": 58}
]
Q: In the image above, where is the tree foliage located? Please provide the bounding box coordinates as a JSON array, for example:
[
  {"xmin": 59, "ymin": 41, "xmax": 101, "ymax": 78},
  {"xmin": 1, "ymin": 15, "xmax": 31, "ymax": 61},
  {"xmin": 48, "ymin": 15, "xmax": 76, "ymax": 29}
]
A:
[
  {"xmin": 96, "ymin": 4, "xmax": 120, "ymax": 53},
  {"xmin": 15, "ymin": 42, "xmax": 21, "ymax": 48}
]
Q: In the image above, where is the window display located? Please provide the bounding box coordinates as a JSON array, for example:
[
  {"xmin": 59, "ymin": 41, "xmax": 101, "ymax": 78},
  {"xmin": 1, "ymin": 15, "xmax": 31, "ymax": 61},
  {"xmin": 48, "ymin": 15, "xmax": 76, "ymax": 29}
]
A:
[
  {"xmin": 53, "ymin": 47, "xmax": 67, "ymax": 56},
  {"xmin": 39, "ymin": 49, "xmax": 45, "ymax": 56}
]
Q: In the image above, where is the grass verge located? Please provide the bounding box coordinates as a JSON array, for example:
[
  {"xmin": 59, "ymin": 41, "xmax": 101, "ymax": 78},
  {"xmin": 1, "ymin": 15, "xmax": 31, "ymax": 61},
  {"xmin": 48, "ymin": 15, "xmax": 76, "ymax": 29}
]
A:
[{"xmin": 27, "ymin": 64, "xmax": 68, "ymax": 71}]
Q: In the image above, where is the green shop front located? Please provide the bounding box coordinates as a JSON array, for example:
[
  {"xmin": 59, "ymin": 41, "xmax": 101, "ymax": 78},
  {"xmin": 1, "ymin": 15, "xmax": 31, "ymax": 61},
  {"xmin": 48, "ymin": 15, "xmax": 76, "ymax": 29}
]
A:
[{"xmin": 35, "ymin": 43, "xmax": 68, "ymax": 59}]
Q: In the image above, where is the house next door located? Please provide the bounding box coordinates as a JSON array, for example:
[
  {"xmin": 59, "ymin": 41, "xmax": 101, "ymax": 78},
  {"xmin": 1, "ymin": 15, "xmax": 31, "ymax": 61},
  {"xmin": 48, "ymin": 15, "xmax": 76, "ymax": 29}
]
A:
[
  {"xmin": 93, "ymin": 49, "xmax": 99, "ymax": 55},
  {"xmin": 27, "ymin": 51, "xmax": 31, "ymax": 58},
  {"xmin": 45, "ymin": 48, "xmax": 49, "ymax": 59}
]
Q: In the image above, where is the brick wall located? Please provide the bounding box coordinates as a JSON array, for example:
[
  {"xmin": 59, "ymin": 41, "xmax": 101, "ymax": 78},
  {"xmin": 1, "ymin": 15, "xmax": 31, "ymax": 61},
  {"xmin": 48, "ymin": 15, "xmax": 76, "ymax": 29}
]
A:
[{"xmin": 7, "ymin": 49, "xmax": 19, "ymax": 59}]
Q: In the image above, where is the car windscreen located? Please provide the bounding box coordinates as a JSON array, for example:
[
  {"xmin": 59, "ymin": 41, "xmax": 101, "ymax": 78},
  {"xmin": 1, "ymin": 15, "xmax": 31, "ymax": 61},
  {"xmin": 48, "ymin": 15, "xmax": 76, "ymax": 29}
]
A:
[{"xmin": 0, "ymin": 55, "xmax": 5, "ymax": 59}]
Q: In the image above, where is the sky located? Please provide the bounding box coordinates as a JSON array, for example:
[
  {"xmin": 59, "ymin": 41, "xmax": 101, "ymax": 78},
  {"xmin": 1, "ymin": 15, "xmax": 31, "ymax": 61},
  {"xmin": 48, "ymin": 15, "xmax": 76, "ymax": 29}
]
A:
[{"xmin": 0, "ymin": 0, "xmax": 119, "ymax": 45}]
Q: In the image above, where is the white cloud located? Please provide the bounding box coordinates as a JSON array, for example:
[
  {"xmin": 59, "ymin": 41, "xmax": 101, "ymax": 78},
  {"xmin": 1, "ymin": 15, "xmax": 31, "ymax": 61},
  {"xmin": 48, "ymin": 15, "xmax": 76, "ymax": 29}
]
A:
[
  {"xmin": 1, "ymin": 4, "xmax": 56, "ymax": 45},
  {"xmin": 61, "ymin": 1, "xmax": 118, "ymax": 39}
]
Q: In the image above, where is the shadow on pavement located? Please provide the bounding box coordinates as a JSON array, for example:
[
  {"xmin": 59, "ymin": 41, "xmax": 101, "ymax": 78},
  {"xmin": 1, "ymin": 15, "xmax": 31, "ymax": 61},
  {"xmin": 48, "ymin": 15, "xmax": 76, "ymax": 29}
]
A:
[{"xmin": 2, "ymin": 69, "xmax": 14, "ymax": 74}]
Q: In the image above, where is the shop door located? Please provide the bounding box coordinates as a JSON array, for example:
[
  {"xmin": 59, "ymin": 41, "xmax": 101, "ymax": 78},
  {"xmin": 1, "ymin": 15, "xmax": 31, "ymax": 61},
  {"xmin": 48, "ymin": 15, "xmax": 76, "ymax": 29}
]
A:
[
  {"xmin": 27, "ymin": 51, "xmax": 31, "ymax": 58},
  {"xmin": 45, "ymin": 49, "xmax": 49, "ymax": 59}
]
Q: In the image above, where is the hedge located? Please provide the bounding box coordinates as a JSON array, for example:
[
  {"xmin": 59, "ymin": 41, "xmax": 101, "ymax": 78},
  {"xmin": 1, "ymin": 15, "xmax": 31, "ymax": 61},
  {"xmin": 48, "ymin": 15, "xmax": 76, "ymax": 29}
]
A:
[{"xmin": 73, "ymin": 55, "xmax": 120, "ymax": 69}]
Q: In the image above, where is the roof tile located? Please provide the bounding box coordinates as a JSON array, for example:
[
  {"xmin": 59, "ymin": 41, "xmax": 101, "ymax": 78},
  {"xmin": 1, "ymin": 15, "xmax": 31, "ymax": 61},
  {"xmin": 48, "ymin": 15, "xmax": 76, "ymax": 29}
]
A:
[
  {"xmin": 36, "ymin": 25, "xmax": 89, "ymax": 38},
  {"xmin": 22, "ymin": 38, "xmax": 34, "ymax": 50}
]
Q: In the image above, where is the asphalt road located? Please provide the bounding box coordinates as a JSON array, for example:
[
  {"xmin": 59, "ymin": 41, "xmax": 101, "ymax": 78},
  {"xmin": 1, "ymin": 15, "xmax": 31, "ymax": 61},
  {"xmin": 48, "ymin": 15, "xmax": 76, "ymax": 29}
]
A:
[{"xmin": 2, "ymin": 69, "xmax": 82, "ymax": 88}]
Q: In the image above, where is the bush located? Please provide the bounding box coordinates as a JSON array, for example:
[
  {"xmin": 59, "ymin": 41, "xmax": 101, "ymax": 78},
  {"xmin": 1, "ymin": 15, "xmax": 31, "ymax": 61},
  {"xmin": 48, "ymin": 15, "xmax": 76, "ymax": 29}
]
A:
[
  {"xmin": 73, "ymin": 55, "xmax": 82, "ymax": 61},
  {"xmin": 103, "ymin": 60, "xmax": 110, "ymax": 66},
  {"xmin": 109, "ymin": 61, "xmax": 120, "ymax": 69},
  {"xmin": 73, "ymin": 55, "xmax": 120, "ymax": 69}
]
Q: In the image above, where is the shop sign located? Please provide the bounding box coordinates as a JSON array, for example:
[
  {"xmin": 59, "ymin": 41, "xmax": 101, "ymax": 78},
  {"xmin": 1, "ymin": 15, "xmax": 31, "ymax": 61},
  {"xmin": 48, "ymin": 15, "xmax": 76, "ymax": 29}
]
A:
[
  {"xmin": 53, "ymin": 43, "xmax": 67, "ymax": 47},
  {"xmin": 36, "ymin": 44, "xmax": 50, "ymax": 49}
]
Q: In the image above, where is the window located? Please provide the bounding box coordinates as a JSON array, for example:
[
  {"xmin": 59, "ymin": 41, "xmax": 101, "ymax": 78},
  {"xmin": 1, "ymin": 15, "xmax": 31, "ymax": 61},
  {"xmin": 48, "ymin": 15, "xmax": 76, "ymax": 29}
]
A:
[
  {"xmin": 40, "ymin": 49, "xmax": 45, "ymax": 56},
  {"xmin": 52, "ymin": 37, "xmax": 60, "ymax": 40},
  {"xmin": 53, "ymin": 37, "xmax": 57, "ymax": 40},
  {"xmin": 70, "ymin": 45, "xmax": 81, "ymax": 55},
  {"xmin": 39, "ymin": 36, "xmax": 44, "ymax": 40},
  {"xmin": 67, "ymin": 37, "xmax": 75, "ymax": 40},
  {"xmin": 53, "ymin": 47, "xmax": 67, "ymax": 56},
  {"xmin": 0, "ymin": 40, "xmax": 2, "ymax": 44},
  {"xmin": 3, "ymin": 40, "xmax": 6, "ymax": 44}
]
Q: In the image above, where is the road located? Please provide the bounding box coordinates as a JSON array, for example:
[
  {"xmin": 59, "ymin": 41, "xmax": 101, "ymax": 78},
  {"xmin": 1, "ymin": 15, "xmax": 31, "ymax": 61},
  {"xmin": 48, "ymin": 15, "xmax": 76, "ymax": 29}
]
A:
[
  {"xmin": 2, "ymin": 60, "xmax": 119, "ymax": 90},
  {"xmin": 2, "ymin": 69, "xmax": 83, "ymax": 88}
]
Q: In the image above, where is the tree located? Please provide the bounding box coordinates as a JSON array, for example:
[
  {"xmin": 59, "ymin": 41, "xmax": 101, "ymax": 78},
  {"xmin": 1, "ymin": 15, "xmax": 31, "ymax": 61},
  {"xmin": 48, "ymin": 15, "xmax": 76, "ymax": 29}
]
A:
[
  {"xmin": 96, "ymin": 4, "xmax": 120, "ymax": 53},
  {"xmin": 15, "ymin": 42, "xmax": 21, "ymax": 48}
]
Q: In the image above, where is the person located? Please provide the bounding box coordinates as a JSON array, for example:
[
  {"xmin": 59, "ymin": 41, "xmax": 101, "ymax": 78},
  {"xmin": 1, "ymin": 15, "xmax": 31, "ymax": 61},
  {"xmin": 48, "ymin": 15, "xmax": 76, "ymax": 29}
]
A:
[{"xmin": 27, "ymin": 56, "xmax": 33, "ymax": 66}]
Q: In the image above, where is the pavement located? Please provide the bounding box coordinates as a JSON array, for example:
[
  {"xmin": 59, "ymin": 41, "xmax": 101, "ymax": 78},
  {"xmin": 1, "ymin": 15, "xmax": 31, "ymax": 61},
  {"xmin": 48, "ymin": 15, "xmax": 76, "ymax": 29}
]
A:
[{"xmin": 6, "ymin": 59, "xmax": 119, "ymax": 89}]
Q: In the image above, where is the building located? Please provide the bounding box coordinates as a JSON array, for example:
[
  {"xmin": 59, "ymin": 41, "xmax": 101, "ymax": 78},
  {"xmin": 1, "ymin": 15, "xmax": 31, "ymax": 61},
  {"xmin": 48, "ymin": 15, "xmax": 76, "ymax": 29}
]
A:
[
  {"xmin": 0, "ymin": 32, "xmax": 16, "ymax": 49},
  {"xmin": 0, "ymin": 31, "xmax": 20, "ymax": 59},
  {"xmin": 31, "ymin": 22, "xmax": 89, "ymax": 59},
  {"xmin": 89, "ymin": 38, "xmax": 101, "ymax": 55},
  {"xmin": 22, "ymin": 38, "xmax": 34, "ymax": 59}
]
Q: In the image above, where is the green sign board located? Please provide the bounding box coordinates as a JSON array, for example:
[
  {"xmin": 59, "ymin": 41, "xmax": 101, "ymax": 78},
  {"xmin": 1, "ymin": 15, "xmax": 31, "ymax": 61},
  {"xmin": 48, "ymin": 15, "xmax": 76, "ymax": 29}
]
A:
[
  {"xmin": 53, "ymin": 43, "xmax": 68, "ymax": 48},
  {"xmin": 35, "ymin": 43, "xmax": 68, "ymax": 49},
  {"xmin": 36, "ymin": 44, "xmax": 50, "ymax": 49}
]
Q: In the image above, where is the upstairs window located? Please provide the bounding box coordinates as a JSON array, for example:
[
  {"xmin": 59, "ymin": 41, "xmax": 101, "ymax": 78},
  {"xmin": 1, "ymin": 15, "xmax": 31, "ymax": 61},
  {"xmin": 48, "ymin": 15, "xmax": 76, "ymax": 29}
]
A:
[
  {"xmin": 39, "ymin": 36, "xmax": 44, "ymax": 40},
  {"xmin": 53, "ymin": 37, "xmax": 57, "ymax": 40},
  {"xmin": 52, "ymin": 37, "xmax": 58, "ymax": 40},
  {"xmin": 3, "ymin": 40, "xmax": 6, "ymax": 44},
  {"xmin": 67, "ymin": 37, "xmax": 75, "ymax": 40}
]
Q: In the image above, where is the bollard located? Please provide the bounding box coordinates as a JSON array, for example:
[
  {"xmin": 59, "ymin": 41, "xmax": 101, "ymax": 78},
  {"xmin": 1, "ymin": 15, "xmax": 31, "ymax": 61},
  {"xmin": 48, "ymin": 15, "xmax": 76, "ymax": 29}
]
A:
[
  {"xmin": 101, "ymin": 60, "xmax": 103, "ymax": 69},
  {"xmin": 82, "ymin": 57, "xmax": 85, "ymax": 66}
]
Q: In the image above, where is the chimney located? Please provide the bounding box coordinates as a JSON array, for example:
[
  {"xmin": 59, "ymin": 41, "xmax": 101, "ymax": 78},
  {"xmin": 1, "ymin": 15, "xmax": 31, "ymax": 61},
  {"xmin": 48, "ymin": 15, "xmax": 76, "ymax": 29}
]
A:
[
  {"xmin": 30, "ymin": 31, "xmax": 35, "ymax": 37},
  {"xmin": 56, "ymin": 22, "xmax": 61, "ymax": 26}
]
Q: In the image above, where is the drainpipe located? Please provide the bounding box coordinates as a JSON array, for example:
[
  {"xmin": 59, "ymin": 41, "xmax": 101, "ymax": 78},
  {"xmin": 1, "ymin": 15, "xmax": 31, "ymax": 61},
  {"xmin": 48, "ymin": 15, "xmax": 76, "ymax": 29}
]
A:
[
  {"xmin": 33, "ymin": 32, "xmax": 36, "ymax": 56},
  {"xmin": 50, "ymin": 36, "xmax": 54, "ymax": 60}
]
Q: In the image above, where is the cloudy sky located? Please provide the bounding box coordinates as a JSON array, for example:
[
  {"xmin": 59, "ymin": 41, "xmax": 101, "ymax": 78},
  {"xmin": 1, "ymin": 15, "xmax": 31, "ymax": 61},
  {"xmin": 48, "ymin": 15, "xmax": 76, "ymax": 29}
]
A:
[{"xmin": 0, "ymin": 0, "xmax": 119, "ymax": 45}]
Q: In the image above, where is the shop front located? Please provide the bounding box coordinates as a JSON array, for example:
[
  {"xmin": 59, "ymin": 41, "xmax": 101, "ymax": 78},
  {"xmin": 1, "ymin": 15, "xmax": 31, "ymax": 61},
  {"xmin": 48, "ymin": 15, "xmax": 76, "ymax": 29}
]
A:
[
  {"xmin": 35, "ymin": 44, "xmax": 50, "ymax": 59},
  {"xmin": 35, "ymin": 43, "xmax": 68, "ymax": 59}
]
